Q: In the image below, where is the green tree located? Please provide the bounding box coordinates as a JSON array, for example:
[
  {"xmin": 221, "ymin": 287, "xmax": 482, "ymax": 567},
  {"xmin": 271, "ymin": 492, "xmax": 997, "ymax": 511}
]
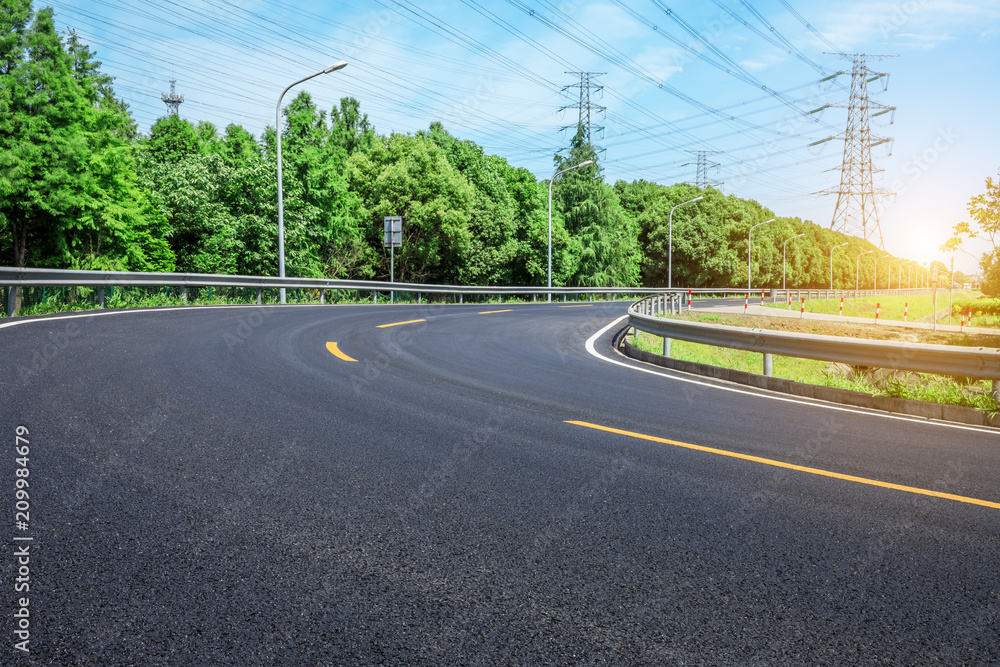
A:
[
  {"xmin": 146, "ymin": 114, "xmax": 200, "ymax": 163},
  {"xmin": 943, "ymin": 169, "xmax": 1000, "ymax": 296},
  {"xmin": 349, "ymin": 132, "xmax": 473, "ymax": 284},
  {"xmin": 553, "ymin": 125, "xmax": 640, "ymax": 286},
  {"xmin": 0, "ymin": 2, "xmax": 89, "ymax": 268}
]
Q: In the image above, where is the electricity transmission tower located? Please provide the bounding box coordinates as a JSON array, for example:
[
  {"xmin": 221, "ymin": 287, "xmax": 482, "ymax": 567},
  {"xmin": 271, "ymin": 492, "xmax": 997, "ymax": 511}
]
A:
[
  {"xmin": 161, "ymin": 79, "xmax": 185, "ymax": 116},
  {"xmin": 812, "ymin": 53, "xmax": 896, "ymax": 248},
  {"xmin": 684, "ymin": 150, "xmax": 723, "ymax": 189},
  {"xmin": 560, "ymin": 72, "xmax": 606, "ymax": 154}
]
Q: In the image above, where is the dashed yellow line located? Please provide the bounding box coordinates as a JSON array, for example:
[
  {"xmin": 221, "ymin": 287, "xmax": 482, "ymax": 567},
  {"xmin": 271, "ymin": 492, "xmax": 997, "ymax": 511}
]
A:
[
  {"xmin": 566, "ymin": 420, "xmax": 1000, "ymax": 510},
  {"xmin": 479, "ymin": 309, "xmax": 513, "ymax": 314},
  {"xmin": 326, "ymin": 342, "xmax": 357, "ymax": 362},
  {"xmin": 376, "ymin": 319, "xmax": 426, "ymax": 328},
  {"xmin": 559, "ymin": 304, "xmax": 593, "ymax": 308}
]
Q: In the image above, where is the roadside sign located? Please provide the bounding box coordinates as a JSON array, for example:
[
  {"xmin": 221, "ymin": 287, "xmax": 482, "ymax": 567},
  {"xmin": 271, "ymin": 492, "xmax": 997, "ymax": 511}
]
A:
[{"xmin": 383, "ymin": 216, "xmax": 401, "ymax": 248}]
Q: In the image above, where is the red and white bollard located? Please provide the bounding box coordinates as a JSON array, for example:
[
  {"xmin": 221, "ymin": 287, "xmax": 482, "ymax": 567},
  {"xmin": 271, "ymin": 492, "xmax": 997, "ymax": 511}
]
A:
[
  {"xmin": 839, "ymin": 296, "xmax": 844, "ymax": 317},
  {"xmin": 688, "ymin": 289, "xmax": 692, "ymax": 311},
  {"xmin": 904, "ymin": 302, "xmax": 908, "ymax": 322},
  {"xmin": 800, "ymin": 296, "xmax": 806, "ymax": 318},
  {"xmin": 787, "ymin": 293, "xmax": 792, "ymax": 310},
  {"xmin": 760, "ymin": 289, "xmax": 765, "ymax": 306},
  {"xmin": 744, "ymin": 294, "xmax": 749, "ymax": 315},
  {"xmin": 875, "ymin": 302, "xmax": 880, "ymax": 324},
  {"xmin": 961, "ymin": 310, "xmax": 966, "ymax": 330},
  {"xmin": 968, "ymin": 309, "xmax": 973, "ymax": 328}
]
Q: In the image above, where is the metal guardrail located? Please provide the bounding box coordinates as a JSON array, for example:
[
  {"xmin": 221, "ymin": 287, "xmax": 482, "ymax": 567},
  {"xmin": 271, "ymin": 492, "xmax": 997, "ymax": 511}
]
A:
[
  {"xmin": 0, "ymin": 266, "xmax": 932, "ymax": 317},
  {"xmin": 628, "ymin": 295, "xmax": 1000, "ymax": 381},
  {"xmin": 0, "ymin": 266, "xmax": 687, "ymax": 316}
]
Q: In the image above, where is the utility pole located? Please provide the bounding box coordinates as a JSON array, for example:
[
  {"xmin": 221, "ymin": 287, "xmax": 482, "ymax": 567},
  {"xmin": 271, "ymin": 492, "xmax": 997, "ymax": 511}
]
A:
[
  {"xmin": 811, "ymin": 53, "xmax": 896, "ymax": 248},
  {"xmin": 560, "ymin": 72, "xmax": 606, "ymax": 154}
]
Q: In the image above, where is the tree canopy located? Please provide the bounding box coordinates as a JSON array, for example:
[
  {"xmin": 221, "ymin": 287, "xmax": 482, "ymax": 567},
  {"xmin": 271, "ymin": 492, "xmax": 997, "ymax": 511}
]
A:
[{"xmin": 5, "ymin": 1, "xmax": 903, "ymax": 294}]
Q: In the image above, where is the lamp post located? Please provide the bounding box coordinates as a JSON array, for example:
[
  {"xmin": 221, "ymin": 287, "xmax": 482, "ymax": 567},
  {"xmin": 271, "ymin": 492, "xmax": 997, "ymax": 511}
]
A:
[
  {"xmin": 830, "ymin": 242, "xmax": 848, "ymax": 290},
  {"xmin": 888, "ymin": 258, "xmax": 903, "ymax": 290},
  {"xmin": 668, "ymin": 196, "xmax": 702, "ymax": 289},
  {"xmin": 856, "ymin": 250, "xmax": 875, "ymax": 291},
  {"xmin": 782, "ymin": 233, "xmax": 805, "ymax": 290},
  {"xmin": 874, "ymin": 253, "xmax": 892, "ymax": 291},
  {"xmin": 548, "ymin": 159, "xmax": 594, "ymax": 302},
  {"xmin": 276, "ymin": 61, "xmax": 348, "ymax": 304},
  {"xmin": 748, "ymin": 218, "xmax": 775, "ymax": 292}
]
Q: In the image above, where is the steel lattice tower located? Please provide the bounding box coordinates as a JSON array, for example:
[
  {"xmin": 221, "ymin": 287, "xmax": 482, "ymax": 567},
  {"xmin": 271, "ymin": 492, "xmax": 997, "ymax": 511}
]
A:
[
  {"xmin": 685, "ymin": 150, "xmax": 723, "ymax": 189},
  {"xmin": 161, "ymin": 79, "xmax": 185, "ymax": 116},
  {"xmin": 820, "ymin": 53, "xmax": 896, "ymax": 248},
  {"xmin": 560, "ymin": 72, "xmax": 606, "ymax": 152}
]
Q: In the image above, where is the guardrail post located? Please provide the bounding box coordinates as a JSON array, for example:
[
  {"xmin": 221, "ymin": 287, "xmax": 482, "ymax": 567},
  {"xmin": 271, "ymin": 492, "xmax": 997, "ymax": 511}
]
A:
[
  {"xmin": 373, "ymin": 291, "xmax": 377, "ymax": 304},
  {"xmin": 993, "ymin": 380, "xmax": 999, "ymax": 406},
  {"xmin": 7, "ymin": 286, "xmax": 18, "ymax": 317},
  {"xmin": 763, "ymin": 353, "xmax": 773, "ymax": 377},
  {"xmin": 98, "ymin": 286, "xmax": 105, "ymax": 308},
  {"xmin": 320, "ymin": 289, "xmax": 325, "ymax": 305},
  {"xmin": 418, "ymin": 293, "xmax": 421, "ymax": 304},
  {"xmin": 256, "ymin": 288, "xmax": 261, "ymax": 305},
  {"xmin": 459, "ymin": 294, "xmax": 463, "ymax": 304},
  {"xmin": 663, "ymin": 336, "xmax": 671, "ymax": 357},
  {"xmin": 181, "ymin": 286, "xmax": 188, "ymax": 305}
]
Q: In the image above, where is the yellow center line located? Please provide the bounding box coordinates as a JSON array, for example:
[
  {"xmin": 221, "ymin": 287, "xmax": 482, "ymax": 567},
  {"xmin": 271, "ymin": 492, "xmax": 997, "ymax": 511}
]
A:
[
  {"xmin": 559, "ymin": 304, "xmax": 593, "ymax": 308},
  {"xmin": 326, "ymin": 342, "xmax": 357, "ymax": 362},
  {"xmin": 566, "ymin": 420, "xmax": 1000, "ymax": 510},
  {"xmin": 479, "ymin": 309, "xmax": 513, "ymax": 314},
  {"xmin": 376, "ymin": 319, "xmax": 426, "ymax": 328}
]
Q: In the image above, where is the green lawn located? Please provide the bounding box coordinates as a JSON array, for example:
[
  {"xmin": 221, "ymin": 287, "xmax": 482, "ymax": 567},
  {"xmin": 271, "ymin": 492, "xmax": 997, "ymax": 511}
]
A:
[
  {"xmin": 764, "ymin": 291, "xmax": 981, "ymax": 322},
  {"xmin": 632, "ymin": 330, "xmax": 998, "ymax": 412}
]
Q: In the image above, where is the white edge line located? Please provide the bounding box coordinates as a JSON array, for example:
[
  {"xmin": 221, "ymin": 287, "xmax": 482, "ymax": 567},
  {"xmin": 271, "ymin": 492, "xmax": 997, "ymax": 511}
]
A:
[
  {"xmin": 586, "ymin": 316, "xmax": 1000, "ymax": 436},
  {"xmin": 0, "ymin": 304, "xmax": 301, "ymax": 330}
]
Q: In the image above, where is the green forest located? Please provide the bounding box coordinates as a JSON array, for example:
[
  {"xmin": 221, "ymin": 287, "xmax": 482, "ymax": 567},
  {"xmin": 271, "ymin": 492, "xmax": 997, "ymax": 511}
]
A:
[{"xmin": 3, "ymin": 3, "xmax": 934, "ymax": 295}]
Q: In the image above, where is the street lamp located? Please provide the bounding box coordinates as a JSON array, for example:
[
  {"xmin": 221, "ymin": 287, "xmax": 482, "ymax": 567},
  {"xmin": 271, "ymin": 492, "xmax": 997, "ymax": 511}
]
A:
[
  {"xmin": 276, "ymin": 61, "xmax": 348, "ymax": 304},
  {"xmin": 748, "ymin": 218, "xmax": 775, "ymax": 291},
  {"xmin": 782, "ymin": 233, "xmax": 805, "ymax": 290},
  {"xmin": 875, "ymin": 253, "xmax": 892, "ymax": 290},
  {"xmin": 888, "ymin": 258, "xmax": 904, "ymax": 290},
  {"xmin": 668, "ymin": 196, "xmax": 702, "ymax": 289},
  {"xmin": 548, "ymin": 159, "xmax": 594, "ymax": 302},
  {"xmin": 830, "ymin": 242, "xmax": 848, "ymax": 290},
  {"xmin": 856, "ymin": 250, "xmax": 875, "ymax": 291}
]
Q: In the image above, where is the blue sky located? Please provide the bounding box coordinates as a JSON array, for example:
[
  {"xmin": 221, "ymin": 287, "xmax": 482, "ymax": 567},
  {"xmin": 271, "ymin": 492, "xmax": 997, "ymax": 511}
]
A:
[{"xmin": 45, "ymin": 0, "xmax": 1000, "ymax": 275}]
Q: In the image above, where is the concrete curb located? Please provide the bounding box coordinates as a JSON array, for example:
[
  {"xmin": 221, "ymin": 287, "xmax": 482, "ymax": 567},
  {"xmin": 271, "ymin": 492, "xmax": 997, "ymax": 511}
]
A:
[{"xmin": 615, "ymin": 327, "xmax": 1000, "ymax": 429}]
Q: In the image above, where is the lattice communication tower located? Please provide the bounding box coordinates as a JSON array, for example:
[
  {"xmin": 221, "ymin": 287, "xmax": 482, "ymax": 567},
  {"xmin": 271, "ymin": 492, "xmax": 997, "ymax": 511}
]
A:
[{"xmin": 161, "ymin": 79, "xmax": 185, "ymax": 116}]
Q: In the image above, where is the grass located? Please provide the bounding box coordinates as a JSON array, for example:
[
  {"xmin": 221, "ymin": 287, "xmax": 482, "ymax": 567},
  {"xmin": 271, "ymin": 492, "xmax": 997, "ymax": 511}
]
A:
[
  {"xmin": 673, "ymin": 311, "xmax": 1000, "ymax": 348},
  {"xmin": 764, "ymin": 291, "xmax": 982, "ymax": 322},
  {"xmin": 632, "ymin": 327, "xmax": 999, "ymax": 412}
]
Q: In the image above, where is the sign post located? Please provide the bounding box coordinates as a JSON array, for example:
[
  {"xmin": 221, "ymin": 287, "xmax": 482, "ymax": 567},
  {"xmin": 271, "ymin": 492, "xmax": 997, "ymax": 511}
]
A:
[{"xmin": 383, "ymin": 216, "xmax": 402, "ymax": 304}]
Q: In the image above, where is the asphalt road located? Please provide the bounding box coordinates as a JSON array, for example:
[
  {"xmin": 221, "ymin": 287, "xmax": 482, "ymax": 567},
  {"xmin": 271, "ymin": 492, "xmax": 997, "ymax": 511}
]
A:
[{"xmin": 2, "ymin": 301, "xmax": 998, "ymax": 665}]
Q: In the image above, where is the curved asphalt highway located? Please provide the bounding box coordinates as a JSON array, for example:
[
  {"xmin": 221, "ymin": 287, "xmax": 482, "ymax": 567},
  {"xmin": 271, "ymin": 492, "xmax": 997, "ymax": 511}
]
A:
[{"xmin": 2, "ymin": 302, "xmax": 998, "ymax": 665}]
